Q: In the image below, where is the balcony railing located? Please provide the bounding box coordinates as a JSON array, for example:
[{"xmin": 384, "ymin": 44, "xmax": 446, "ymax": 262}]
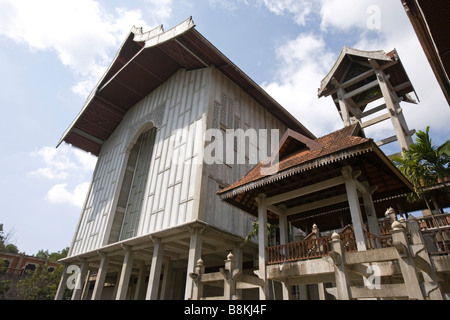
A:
[
  {"xmin": 266, "ymin": 227, "xmax": 393, "ymax": 265},
  {"xmin": 423, "ymin": 226, "xmax": 450, "ymax": 255},
  {"xmin": 417, "ymin": 213, "xmax": 450, "ymax": 230},
  {"xmin": 266, "ymin": 236, "xmax": 330, "ymax": 265}
]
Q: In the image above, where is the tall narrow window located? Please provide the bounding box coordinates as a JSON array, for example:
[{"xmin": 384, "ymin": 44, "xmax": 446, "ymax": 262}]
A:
[
  {"xmin": 119, "ymin": 128, "xmax": 156, "ymax": 241},
  {"xmin": 108, "ymin": 127, "xmax": 156, "ymax": 243}
]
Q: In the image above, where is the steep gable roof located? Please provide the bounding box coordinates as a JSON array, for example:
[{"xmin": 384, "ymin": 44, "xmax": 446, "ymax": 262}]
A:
[{"xmin": 57, "ymin": 17, "xmax": 314, "ymax": 156}]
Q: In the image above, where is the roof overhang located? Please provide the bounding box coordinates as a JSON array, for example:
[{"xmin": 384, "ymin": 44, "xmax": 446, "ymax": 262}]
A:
[
  {"xmin": 401, "ymin": 0, "xmax": 450, "ymax": 106},
  {"xmin": 57, "ymin": 17, "xmax": 314, "ymax": 156},
  {"xmin": 218, "ymin": 126, "xmax": 414, "ymax": 230}
]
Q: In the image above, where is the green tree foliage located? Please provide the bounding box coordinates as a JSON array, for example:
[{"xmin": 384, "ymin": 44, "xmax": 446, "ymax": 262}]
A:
[
  {"xmin": 0, "ymin": 224, "xmax": 18, "ymax": 254},
  {"xmin": 16, "ymin": 264, "xmax": 65, "ymax": 300},
  {"xmin": 0, "ymin": 259, "xmax": 12, "ymax": 296},
  {"xmin": 393, "ymin": 126, "xmax": 450, "ymax": 205},
  {"xmin": 245, "ymin": 221, "xmax": 279, "ymax": 246},
  {"xmin": 1, "ymin": 222, "xmax": 70, "ymax": 299},
  {"xmin": 35, "ymin": 247, "xmax": 69, "ymax": 262}
]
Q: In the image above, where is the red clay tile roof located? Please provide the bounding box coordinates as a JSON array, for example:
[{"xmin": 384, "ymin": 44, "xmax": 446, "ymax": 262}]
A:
[{"xmin": 218, "ymin": 125, "xmax": 373, "ymax": 198}]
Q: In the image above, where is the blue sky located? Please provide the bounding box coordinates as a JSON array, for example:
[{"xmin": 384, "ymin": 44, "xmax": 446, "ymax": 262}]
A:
[{"xmin": 0, "ymin": 0, "xmax": 449, "ymax": 255}]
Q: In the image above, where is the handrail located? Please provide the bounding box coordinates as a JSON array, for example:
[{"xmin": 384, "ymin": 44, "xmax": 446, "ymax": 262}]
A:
[
  {"xmin": 266, "ymin": 228, "xmax": 393, "ymax": 265},
  {"xmin": 266, "ymin": 236, "xmax": 330, "ymax": 265},
  {"xmin": 422, "ymin": 225, "xmax": 450, "ymax": 255},
  {"xmin": 417, "ymin": 213, "xmax": 450, "ymax": 230}
]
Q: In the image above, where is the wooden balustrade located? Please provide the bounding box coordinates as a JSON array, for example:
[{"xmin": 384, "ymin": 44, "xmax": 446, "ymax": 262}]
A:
[
  {"xmin": 266, "ymin": 216, "xmax": 450, "ymax": 265},
  {"xmin": 423, "ymin": 226, "xmax": 450, "ymax": 255},
  {"xmin": 365, "ymin": 231, "xmax": 393, "ymax": 250},
  {"xmin": 266, "ymin": 236, "xmax": 331, "ymax": 265},
  {"xmin": 417, "ymin": 213, "xmax": 450, "ymax": 230},
  {"xmin": 266, "ymin": 227, "xmax": 393, "ymax": 265}
]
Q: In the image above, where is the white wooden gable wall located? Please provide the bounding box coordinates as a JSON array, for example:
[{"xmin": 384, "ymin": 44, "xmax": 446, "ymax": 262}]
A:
[{"xmin": 69, "ymin": 67, "xmax": 287, "ymax": 257}]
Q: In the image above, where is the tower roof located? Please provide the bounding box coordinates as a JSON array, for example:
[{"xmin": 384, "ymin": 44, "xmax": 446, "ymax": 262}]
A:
[
  {"xmin": 57, "ymin": 17, "xmax": 314, "ymax": 156},
  {"xmin": 318, "ymin": 46, "xmax": 418, "ymax": 112}
]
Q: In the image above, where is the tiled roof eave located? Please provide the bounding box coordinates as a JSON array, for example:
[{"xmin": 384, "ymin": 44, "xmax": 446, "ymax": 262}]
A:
[{"xmin": 219, "ymin": 142, "xmax": 374, "ymax": 200}]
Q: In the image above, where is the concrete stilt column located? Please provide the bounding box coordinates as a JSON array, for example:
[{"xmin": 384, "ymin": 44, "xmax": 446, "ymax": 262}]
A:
[
  {"xmin": 160, "ymin": 258, "xmax": 172, "ymax": 300},
  {"xmin": 342, "ymin": 166, "xmax": 367, "ymax": 251},
  {"xmin": 256, "ymin": 194, "xmax": 270, "ymax": 300},
  {"xmin": 330, "ymin": 232, "xmax": 352, "ymax": 300},
  {"xmin": 55, "ymin": 264, "xmax": 69, "ymax": 300},
  {"xmin": 116, "ymin": 245, "xmax": 134, "ymax": 300},
  {"xmin": 184, "ymin": 226, "xmax": 203, "ymax": 300},
  {"xmin": 71, "ymin": 258, "xmax": 88, "ymax": 300},
  {"xmin": 390, "ymin": 221, "xmax": 424, "ymax": 300},
  {"xmin": 407, "ymin": 217, "xmax": 444, "ymax": 300},
  {"xmin": 146, "ymin": 238, "xmax": 164, "ymax": 300},
  {"xmin": 92, "ymin": 252, "xmax": 109, "ymax": 300},
  {"xmin": 134, "ymin": 262, "xmax": 147, "ymax": 300}
]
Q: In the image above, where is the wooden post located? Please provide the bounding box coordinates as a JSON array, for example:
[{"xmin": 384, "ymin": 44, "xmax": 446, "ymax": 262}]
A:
[
  {"xmin": 372, "ymin": 66, "xmax": 413, "ymax": 151},
  {"xmin": 342, "ymin": 166, "xmax": 367, "ymax": 251},
  {"xmin": 256, "ymin": 194, "xmax": 270, "ymax": 299}
]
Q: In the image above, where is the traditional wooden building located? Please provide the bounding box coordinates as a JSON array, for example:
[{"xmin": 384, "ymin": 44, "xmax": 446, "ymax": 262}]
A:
[
  {"xmin": 55, "ymin": 17, "xmax": 449, "ymax": 301},
  {"xmin": 55, "ymin": 17, "xmax": 313, "ymax": 300},
  {"xmin": 218, "ymin": 125, "xmax": 450, "ymax": 300}
]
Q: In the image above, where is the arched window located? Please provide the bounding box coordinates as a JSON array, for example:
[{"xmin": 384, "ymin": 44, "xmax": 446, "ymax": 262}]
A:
[{"xmin": 108, "ymin": 126, "xmax": 157, "ymax": 243}]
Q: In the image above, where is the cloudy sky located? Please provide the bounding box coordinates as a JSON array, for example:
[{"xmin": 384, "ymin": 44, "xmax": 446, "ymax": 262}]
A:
[{"xmin": 0, "ymin": 0, "xmax": 449, "ymax": 255}]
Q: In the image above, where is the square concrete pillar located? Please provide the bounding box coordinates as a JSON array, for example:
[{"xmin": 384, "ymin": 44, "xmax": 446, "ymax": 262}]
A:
[
  {"xmin": 115, "ymin": 245, "xmax": 134, "ymax": 300},
  {"xmin": 92, "ymin": 252, "xmax": 109, "ymax": 300},
  {"xmin": 391, "ymin": 221, "xmax": 424, "ymax": 300}
]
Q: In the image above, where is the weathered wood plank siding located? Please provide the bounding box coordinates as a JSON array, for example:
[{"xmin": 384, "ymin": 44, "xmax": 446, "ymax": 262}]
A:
[
  {"xmin": 69, "ymin": 68, "xmax": 210, "ymax": 256},
  {"xmin": 202, "ymin": 68, "xmax": 287, "ymax": 239},
  {"xmin": 68, "ymin": 66, "xmax": 289, "ymax": 256}
]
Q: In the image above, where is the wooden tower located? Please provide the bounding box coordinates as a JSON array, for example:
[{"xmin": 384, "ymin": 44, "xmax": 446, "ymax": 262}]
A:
[{"xmin": 318, "ymin": 46, "xmax": 418, "ymax": 154}]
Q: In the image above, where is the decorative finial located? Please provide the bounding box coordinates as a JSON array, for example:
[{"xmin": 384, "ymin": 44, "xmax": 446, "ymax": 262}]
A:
[
  {"xmin": 227, "ymin": 252, "xmax": 234, "ymax": 260},
  {"xmin": 392, "ymin": 221, "xmax": 404, "ymax": 230},
  {"xmin": 385, "ymin": 207, "xmax": 396, "ymax": 216},
  {"xmin": 331, "ymin": 232, "xmax": 340, "ymax": 241}
]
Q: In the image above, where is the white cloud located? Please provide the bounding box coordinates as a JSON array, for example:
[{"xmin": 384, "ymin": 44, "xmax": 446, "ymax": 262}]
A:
[
  {"xmin": 47, "ymin": 182, "xmax": 90, "ymax": 208},
  {"xmin": 260, "ymin": 0, "xmax": 450, "ymax": 143},
  {"xmin": 0, "ymin": 0, "xmax": 160, "ymax": 96},
  {"xmin": 28, "ymin": 144, "xmax": 96, "ymax": 208},
  {"xmin": 259, "ymin": 0, "xmax": 317, "ymax": 25},
  {"xmin": 28, "ymin": 144, "xmax": 96, "ymax": 180},
  {"xmin": 262, "ymin": 33, "xmax": 342, "ymax": 137}
]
